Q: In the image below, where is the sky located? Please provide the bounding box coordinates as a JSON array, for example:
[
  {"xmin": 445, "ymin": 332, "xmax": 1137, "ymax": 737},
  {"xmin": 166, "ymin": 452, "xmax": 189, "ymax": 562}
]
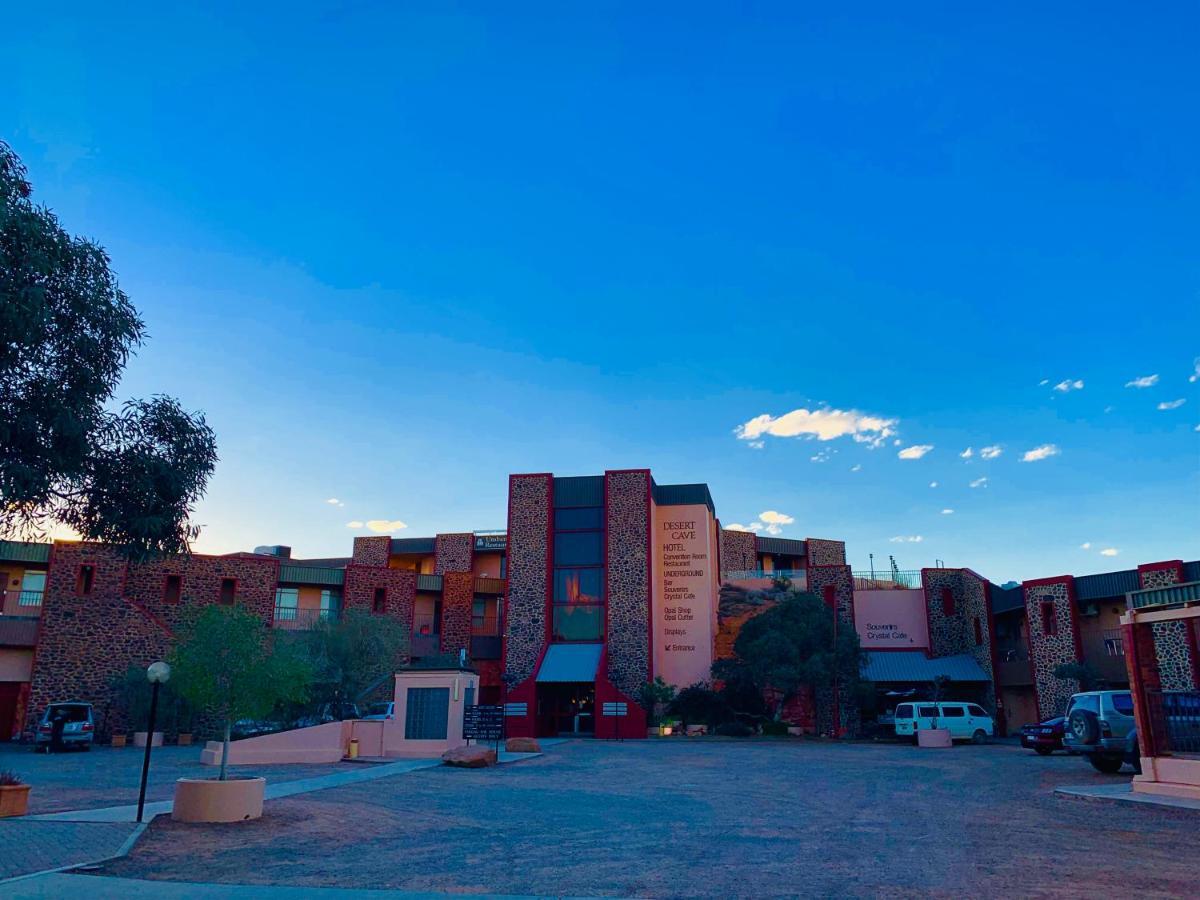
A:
[{"xmin": 3, "ymin": 3, "xmax": 1197, "ymax": 582}]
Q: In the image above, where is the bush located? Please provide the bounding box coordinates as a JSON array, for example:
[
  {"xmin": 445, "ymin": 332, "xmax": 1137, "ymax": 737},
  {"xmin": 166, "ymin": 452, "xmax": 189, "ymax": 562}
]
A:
[
  {"xmin": 715, "ymin": 721, "xmax": 753, "ymax": 737},
  {"xmin": 761, "ymin": 720, "xmax": 790, "ymax": 736},
  {"xmin": 0, "ymin": 770, "xmax": 23, "ymax": 786},
  {"xmin": 668, "ymin": 683, "xmax": 730, "ymax": 727}
]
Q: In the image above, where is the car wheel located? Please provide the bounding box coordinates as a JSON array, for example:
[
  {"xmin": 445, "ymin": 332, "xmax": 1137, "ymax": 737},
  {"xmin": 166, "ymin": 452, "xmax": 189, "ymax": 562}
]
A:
[
  {"xmin": 1088, "ymin": 754, "xmax": 1124, "ymax": 774},
  {"xmin": 1034, "ymin": 746, "xmax": 1053, "ymax": 756},
  {"xmin": 972, "ymin": 729, "xmax": 988, "ymax": 745},
  {"xmin": 1068, "ymin": 710, "xmax": 1100, "ymax": 745}
]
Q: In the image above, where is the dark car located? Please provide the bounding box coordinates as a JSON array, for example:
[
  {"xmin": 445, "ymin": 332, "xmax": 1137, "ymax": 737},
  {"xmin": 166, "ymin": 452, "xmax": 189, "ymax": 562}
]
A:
[{"xmin": 1020, "ymin": 716, "xmax": 1065, "ymax": 755}]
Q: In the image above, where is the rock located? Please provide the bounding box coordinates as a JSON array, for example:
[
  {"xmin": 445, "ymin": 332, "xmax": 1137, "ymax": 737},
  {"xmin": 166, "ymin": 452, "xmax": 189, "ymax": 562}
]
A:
[
  {"xmin": 441, "ymin": 746, "xmax": 498, "ymax": 768},
  {"xmin": 505, "ymin": 737, "xmax": 541, "ymax": 753}
]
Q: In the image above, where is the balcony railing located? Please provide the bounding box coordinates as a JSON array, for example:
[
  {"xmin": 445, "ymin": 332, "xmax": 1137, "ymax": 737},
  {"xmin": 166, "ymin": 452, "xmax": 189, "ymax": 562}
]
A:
[
  {"xmin": 723, "ymin": 570, "xmax": 808, "ymax": 590},
  {"xmin": 0, "ymin": 615, "xmax": 40, "ymax": 647},
  {"xmin": 1128, "ymin": 580, "xmax": 1200, "ymax": 611},
  {"xmin": 1101, "ymin": 628, "xmax": 1125, "ymax": 657},
  {"xmin": 1146, "ymin": 691, "xmax": 1200, "ymax": 756},
  {"xmin": 412, "ymin": 613, "xmax": 440, "ymax": 657},
  {"xmin": 852, "ymin": 571, "xmax": 923, "ymax": 590},
  {"xmin": 471, "ymin": 615, "xmax": 500, "ymax": 636},
  {"xmin": 16, "ymin": 590, "xmax": 43, "ymax": 607},
  {"xmin": 272, "ymin": 605, "xmax": 340, "ymax": 630}
]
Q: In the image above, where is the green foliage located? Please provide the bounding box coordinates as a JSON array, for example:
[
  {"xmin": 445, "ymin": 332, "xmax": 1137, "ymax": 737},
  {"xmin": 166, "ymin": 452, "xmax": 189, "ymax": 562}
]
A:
[
  {"xmin": 667, "ymin": 682, "xmax": 731, "ymax": 727},
  {"xmin": 760, "ymin": 720, "xmax": 791, "ymax": 737},
  {"xmin": 638, "ymin": 676, "xmax": 677, "ymax": 726},
  {"xmin": 1054, "ymin": 661, "xmax": 1102, "ymax": 692},
  {"xmin": 0, "ymin": 770, "xmax": 23, "ymax": 786},
  {"xmin": 713, "ymin": 590, "xmax": 865, "ymax": 720},
  {"xmin": 715, "ymin": 721, "xmax": 754, "ymax": 737},
  {"xmin": 169, "ymin": 605, "xmax": 314, "ymax": 778},
  {"xmin": 301, "ymin": 609, "xmax": 410, "ymax": 707},
  {"xmin": 110, "ymin": 665, "xmax": 193, "ymax": 734},
  {"xmin": 0, "ymin": 140, "xmax": 216, "ymax": 558}
]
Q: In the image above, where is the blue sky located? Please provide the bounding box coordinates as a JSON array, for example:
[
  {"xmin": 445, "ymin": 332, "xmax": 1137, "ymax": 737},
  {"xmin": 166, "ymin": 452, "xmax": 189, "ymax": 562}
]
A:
[{"xmin": 4, "ymin": 3, "xmax": 1197, "ymax": 581}]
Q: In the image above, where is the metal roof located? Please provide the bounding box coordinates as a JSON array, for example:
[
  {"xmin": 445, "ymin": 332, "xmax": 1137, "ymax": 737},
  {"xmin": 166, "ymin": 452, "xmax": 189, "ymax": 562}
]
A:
[
  {"xmin": 653, "ymin": 482, "xmax": 715, "ymax": 514},
  {"xmin": 416, "ymin": 574, "xmax": 443, "ymax": 592},
  {"xmin": 278, "ymin": 564, "xmax": 345, "ymax": 587},
  {"xmin": 1074, "ymin": 569, "xmax": 1139, "ymax": 602},
  {"xmin": 536, "ymin": 643, "xmax": 603, "ymax": 683},
  {"xmin": 862, "ymin": 651, "xmax": 991, "ymax": 683},
  {"xmin": 990, "ymin": 584, "xmax": 1025, "ymax": 614},
  {"xmin": 553, "ymin": 475, "xmax": 605, "ymax": 508},
  {"xmin": 0, "ymin": 540, "xmax": 51, "ymax": 564},
  {"xmin": 1128, "ymin": 581, "xmax": 1200, "ymax": 610},
  {"xmin": 755, "ymin": 536, "xmax": 807, "ymax": 557},
  {"xmin": 391, "ymin": 537, "xmax": 435, "ymax": 555},
  {"xmin": 1184, "ymin": 560, "xmax": 1200, "ymax": 582}
]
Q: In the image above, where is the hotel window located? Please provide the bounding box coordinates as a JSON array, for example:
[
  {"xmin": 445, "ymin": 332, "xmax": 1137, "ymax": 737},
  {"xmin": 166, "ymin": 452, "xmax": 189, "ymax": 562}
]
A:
[
  {"xmin": 163, "ymin": 575, "xmax": 182, "ymax": 604},
  {"xmin": 822, "ymin": 585, "xmax": 836, "ymax": 610},
  {"xmin": 941, "ymin": 587, "xmax": 955, "ymax": 617},
  {"xmin": 973, "ymin": 617, "xmax": 983, "ymax": 646},
  {"xmin": 1040, "ymin": 600, "xmax": 1057, "ymax": 636},
  {"xmin": 275, "ymin": 588, "xmax": 299, "ymax": 621},
  {"xmin": 219, "ymin": 578, "xmax": 236, "ymax": 605},
  {"xmin": 320, "ymin": 589, "xmax": 339, "ymax": 621},
  {"xmin": 77, "ymin": 565, "xmax": 95, "ymax": 596},
  {"xmin": 373, "ymin": 587, "xmax": 387, "ymax": 614},
  {"xmin": 552, "ymin": 505, "xmax": 604, "ymax": 642},
  {"xmin": 19, "ymin": 571, "xmax": 46, "ymax": 606}
]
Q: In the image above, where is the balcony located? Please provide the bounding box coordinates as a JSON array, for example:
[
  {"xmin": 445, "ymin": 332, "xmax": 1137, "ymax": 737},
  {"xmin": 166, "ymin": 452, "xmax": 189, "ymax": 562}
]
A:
[
  {"xmin": 412, "ymin": 613, "xmax": 440, "ymax": 657},
  {"xmin": 272, "ymin": 605, "xmax": 340, "ymax": 630},
  {"xmin": 0, "ymin": 615, "xmax": 40, "ymax": 647},
  {"xmin": 470, "ymin": 614, "xmax": 502, "ymax": 659},
  {"xmin": 723, "ymin": 570, "xmax": 809, "ymax": 590},
  {"xmin": 474, "ymin": 576, "xmax": 505, "ymax": 594},
  {"xmin": 852, "ymin": 571, "xmax": 923, "ymax": 590},
  {"xmin": 16, "ymin": 589, "xmax": 43, "ymax": 607}
]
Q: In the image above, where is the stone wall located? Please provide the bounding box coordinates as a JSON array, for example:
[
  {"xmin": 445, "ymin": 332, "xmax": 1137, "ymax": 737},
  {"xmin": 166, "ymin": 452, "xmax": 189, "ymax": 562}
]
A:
[
  {"xmin": 718, "ymin": 529, "xmax": 757, "ymax": 575},
  {"xmin": 440, "ymin": 571, "xmax": 474, "ymax": 658},
  {"xmin": 1023, "ymin": 577, "xmax": 1080, "ymax": 719},
  {"xmin": 806, "ymin": 538, "xmax": 846, "ymax": 567},
  {"xmin": 806, "ymin": 565, "xmax": 854, "ymax": 625},
  {"xmin": 605, "ymin": 470, "xmax": 651, "ymax": 698},
  {"xmin": 352, "ymin": 536, "xmax": 391, "ymax": 567},
  {"xmin": 434, "ymin": 533, "xmax": 474, "ymax": 575},
  {"xmin": 806, "ymin": 565, "xmax": 856, "ymax": 735},
  {"xmin": 343, "ymin": 566, "xmax": 416, "ymax": 663},
  {"xmin": 920, "ymin": 568, "xmax": 996, "ymax": 709},
  {"xmin": 504, "ymin": 474, "xmax": 551, "ymax": 685},
  {"xmin": 1138, "ymin": 562, "xmax": 1197, "ymax": 690}
]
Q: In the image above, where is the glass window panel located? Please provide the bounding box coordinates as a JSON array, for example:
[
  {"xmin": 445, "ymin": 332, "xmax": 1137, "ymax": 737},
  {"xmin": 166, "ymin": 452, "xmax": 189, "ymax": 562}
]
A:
[
  {"xmin": 554, "ymin": 531, "xmax": 603, "ymax": 566},
  {"xmin": 941, "ymin": 706, "xmax": 966, "ymax": 718},
  {"xmin": 404, "ymin": 687, "xmax": 449, "ymax": 740},
  {"xmin": 553, "ymin": 568, "xmax": 603, "ymax": 604},
  {"xmin": 21, "ymin": 571, "xmax": 46, "ymax": 592},
  {"xmin": 555, "ymin": 507, "xmax": 603, "ymax": 531},
  {"xmin": 552, "ymin": 604, "xmax": 605, "ymax": 641}
]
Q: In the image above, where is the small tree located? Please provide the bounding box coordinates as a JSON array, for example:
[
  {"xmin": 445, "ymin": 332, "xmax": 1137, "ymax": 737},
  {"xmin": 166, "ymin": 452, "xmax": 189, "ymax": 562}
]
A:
[
  {"xmin": 169, "ymin": 605, "xmax": 314, "ymax": 779},
  {"xmin": 301, "ymin": 609, "xmax": 410, "ymax": 711},
  {"xmin": 667, "ymin": 682, "xmax": 730, "ymax": 729},
  {"xmin": 1054, "ymin": 661, "xmax": 1101, "ymax": 693},
  {"xmin": 928, "ymin": 675, "xmax": 951, "ymax": 730},
  {"xmin": 638, "ymin": 676, "xmax": 676, "ymax": 727}
]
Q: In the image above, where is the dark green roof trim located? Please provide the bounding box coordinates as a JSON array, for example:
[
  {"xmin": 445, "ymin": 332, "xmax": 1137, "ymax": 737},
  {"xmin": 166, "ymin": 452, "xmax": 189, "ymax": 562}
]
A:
[
  {"xmin": 990, "ymin": 585, "xmax": 1025, "ymax": 614},
  {"xmin": 0, "ymin": 540, "xmax": 51, "ymax": 564},
  {"xmin": 553, "ymin": 475, "xmax": 605, "ymax": 508},
  {"xmin": 1074, "ymin": 569, "xmax": 1139, "ymax": 602},
  {"xmin": 278, "ymin": 564, "xmax": 345, "ymax": 587},
  {"xmin": 653, "ymin": 482, "xmax": 715, "ymax": 514},
  {"xmin": 416, "ymin": 573, "xmax": 443, "ymax": 592},
  {"xmin": 755, "ymin": 536, "xmax": 806, "ymax": 557},
  {"xmin": 1184, "ymin": 560, "xmax": 1200, "ymax": 583},
  {"xmin": 391, "ymin": 537, "xmax": 435, "ymax": 555}
]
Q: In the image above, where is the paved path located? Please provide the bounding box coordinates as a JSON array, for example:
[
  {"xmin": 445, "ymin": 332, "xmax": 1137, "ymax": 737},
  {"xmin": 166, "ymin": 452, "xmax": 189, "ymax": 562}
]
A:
[{"xmin": 1056, "ymin": 780, "xmax": 1200, "ymax": 810}]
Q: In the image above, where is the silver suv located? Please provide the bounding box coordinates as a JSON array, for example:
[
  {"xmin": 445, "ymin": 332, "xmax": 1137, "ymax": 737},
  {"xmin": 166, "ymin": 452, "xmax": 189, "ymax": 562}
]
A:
[{"xmin": 1062, "ymin": 690, "xmax": 1139, "ymax": 774}]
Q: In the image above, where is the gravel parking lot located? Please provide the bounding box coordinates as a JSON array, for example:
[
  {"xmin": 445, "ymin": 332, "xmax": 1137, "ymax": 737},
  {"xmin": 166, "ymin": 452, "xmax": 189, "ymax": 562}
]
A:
[{"xmin": 93, "ymin": 738, "xmax": 1199, "ymax": 897}]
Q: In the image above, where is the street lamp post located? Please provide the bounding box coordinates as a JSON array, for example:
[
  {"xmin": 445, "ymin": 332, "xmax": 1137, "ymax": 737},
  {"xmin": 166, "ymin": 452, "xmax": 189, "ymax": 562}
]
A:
[{"xmin": 137, "ymin": 661, "xmax": 171, "ymax": 823}]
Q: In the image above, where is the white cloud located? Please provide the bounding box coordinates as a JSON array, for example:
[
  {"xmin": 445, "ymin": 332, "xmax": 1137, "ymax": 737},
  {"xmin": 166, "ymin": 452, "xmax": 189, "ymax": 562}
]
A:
[
  {"xmin": 850, "ymin": 464, "xmax": 862, "ymax": 472},
  {"xmin": 1104, "ymin": 406, "xmax": 1114, "ymax": 413},
  {"xmin": 734, "ymin": 407, "xmax": 898, "ymax": 449},
  {"xmin": 347, "ymin": 519, "xmax": 408, "ymax": 533},
  {"xmin": 1125, "ymin": 374, "xmax": 1159, "ymax": 389},
  {"xmin": 898, "ymin": 444, "xmax": 933, "ymax": 460},
  {"xmin": 889, "ymin": 535, "xmax": 924, "ymax": 543},
  {"xmin": 747, "ymin": 441, "xmax": 765, "ymax": 450},
  {"xmin": 941, "ymin": 509, "xmax": 954, "ymax": 515},
  {"xmin": 325, "ymin": 498, "xmax": 344, "ymax": 507},
  {"xmin": 1054, "ymin": 379, "xmax": 1084, "ymax": 393},
  {"xmin": 929, "ymin": 481, "xmax": 938, "ymax": 488},
  {"xmin": 980, "ymin": 445, "xmax": 1003, "ymax": 460},
  {"xmin": 1190, "ymin": 358, "xmax": 1200, "ymax": 383},
  {"xmin": 810, "ymin": 447, "xmax": 835, "ymax": 463},
  {"xmin": 1157, "ymin": 399, "xmax": 1186, "ymax": 410},
  {"xmin": 1080, "ymin": 542, "xmax": 1092, "ymax": 550},
  {"xmin": 724, "ymin": 523, "xmax": 751, "ymax": 532},
  {"xmin": 1100, "ymin": 548, "xmax": 1119, "ymax": 557},
  {"xmin": 748, "ymin": 523, "xmax": 765, "ymax": 532},
  {"xmin": 893, "ymin": 439, "xmax": 902, "ymax": 446},
  {"xmin": 960, "ymin": 447, "xmax": 974, "ymax": 459},
  {"xmin": 759, "ymin": 511, "xmax": 795, "ymax": 525},
  {"xmin": 1195, "ymin": 424, "xmax": 1200, "ymax": 433},
  {"xmin": 969, "ymin": 477, "xmax": 988, "ymax": 489},
  {"xmin": 1022, "ymin": 444, "xmax": 1061, "ymax": 462},
  {"xmin": 1038, "ymin": 379, "xmax": 1050, "ymax": 386}
]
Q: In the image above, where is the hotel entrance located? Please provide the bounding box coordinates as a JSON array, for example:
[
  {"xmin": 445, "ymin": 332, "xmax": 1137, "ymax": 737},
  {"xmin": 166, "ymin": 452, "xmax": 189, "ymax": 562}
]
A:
[{"xmin": 537, "ymin": 682, "xmax": 595, "ymax": 736}]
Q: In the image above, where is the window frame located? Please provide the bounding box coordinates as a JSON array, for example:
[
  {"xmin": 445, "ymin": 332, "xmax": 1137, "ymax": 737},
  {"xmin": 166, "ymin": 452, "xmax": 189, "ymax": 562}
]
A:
[
  {"xmin": 1040, "ymin": 599, "xmax": 1057, "ymax": 636},
  {"xmin": 218, "ymin": 577, "xmax": 237, "ymax": 605},
  {"xmin": 372, "ymin": 587, "xmax": 387, "ymax": 614},
  {"xmin": 941, "ymin": 587, "xmax": 955, "ymax": 617},
  {"xmin": 163, "ymin": 574, "xmax": 183, "ymax": 604},
  {"xmin": 550, "ymin": 504, "xmax": 606, "ymax": 642},
  {"xmin": 76, "ymin": 564, "xmax": 95, "ymax": 596}
]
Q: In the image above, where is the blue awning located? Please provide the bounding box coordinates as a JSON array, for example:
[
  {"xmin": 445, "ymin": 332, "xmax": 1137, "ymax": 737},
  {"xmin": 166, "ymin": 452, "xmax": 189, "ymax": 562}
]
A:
[
  {"xmin": 863, "ymin": 651, "xmax": 991, "ymax": 683},
  {"xmin": 536, "ymin": 643, "xmax": 603, "ymax": 683}
]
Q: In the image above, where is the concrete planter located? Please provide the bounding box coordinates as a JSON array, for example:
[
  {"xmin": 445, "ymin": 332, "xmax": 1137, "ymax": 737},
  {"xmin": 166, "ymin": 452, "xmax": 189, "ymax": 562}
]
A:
[
  {"xmin": 0, "ymin": 784, "xmax": 31, "ymax": 818},
  {"xmin": 177, "ymin": 733, "xmax": 193, "ymax": 747},
  {"xmin": 133, "ymin": 731, "xmax": 164, "ymax": 748},
  {"xmin": 917, "ymin": 728, "xmax": 953, "ymax": 748},
  {"xmin": 172, "ymin": 777, "xmax": 265, "ymax": 823},
  {"xmin": 110, "ymin": 734, "xmax": 127, "ymax": 748}
]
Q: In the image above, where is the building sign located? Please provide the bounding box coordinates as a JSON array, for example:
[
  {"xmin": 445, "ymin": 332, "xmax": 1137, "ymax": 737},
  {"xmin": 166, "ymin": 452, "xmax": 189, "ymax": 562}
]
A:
[
  {"xmin": 852, "ymin": 589, "xmax": 929, "ymax": 650},
  {"xmin": 652, "ymin": 503, "xmax": 718, "ymax": 688},
  {"xmin": 463, "ymin": 704, "xmax": 504, "ymax": 742},
  {"xmin": 474, "ymin": 534, "xmax": 507, "ymax": 551}
]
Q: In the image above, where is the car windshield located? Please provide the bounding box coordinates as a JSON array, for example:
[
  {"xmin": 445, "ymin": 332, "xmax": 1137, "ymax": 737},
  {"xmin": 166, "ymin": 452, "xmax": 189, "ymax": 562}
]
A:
[
  {"xmin": 47, "ymin": 705, "xmax": 90, "ymax": 722},
  {"xmin": 1067, "ymin": 695, "xmax": 1100, "ymax": 716},
  {"xmin": 894, "ymin": 704, "xmax": 913, "ymax": 719}
]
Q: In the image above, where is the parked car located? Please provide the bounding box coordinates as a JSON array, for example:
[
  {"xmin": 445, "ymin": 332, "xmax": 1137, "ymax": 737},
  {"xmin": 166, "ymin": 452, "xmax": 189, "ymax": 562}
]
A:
[
  {"xmin": 1019, "ymin": 716, "xmax": 1066, "ymax": 755},
  {"xmin": 292, "ymin": 702, "xmax": 361, "ymax": 729},
  {"xmin": 34, "ymin": 702, "xmax": 94, "ymax": 752},
  {"xmin": 893, "ymin": 702, "xmax": 994, "ymax": 743},
  {"xmin": 361, "ymin": 702, "xmax": 395, "ymax": 721},
  {"xmin": 1062, "ymin": 690, "xmax": 1139, "ymax": 774}
]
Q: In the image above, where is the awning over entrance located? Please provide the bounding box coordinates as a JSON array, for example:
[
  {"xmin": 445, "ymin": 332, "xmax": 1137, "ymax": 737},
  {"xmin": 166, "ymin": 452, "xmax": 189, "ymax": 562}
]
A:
[
  {"xmin": 536, "ymin": 643, "xmax": 603, "ymax": 683},
  {"xmin": 863, "ymin": 651, "xmax": 991, "ymax": 683}
]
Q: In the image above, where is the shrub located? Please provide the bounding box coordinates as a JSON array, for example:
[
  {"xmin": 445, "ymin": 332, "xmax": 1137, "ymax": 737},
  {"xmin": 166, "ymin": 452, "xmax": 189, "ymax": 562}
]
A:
[
  {"xmin": 761, "ymin": 720, "xmax": 790, "ymax": 736},
  {"xmin": 0, "ymin": 770, "xmax": 23, "ymax": 786},
  {"xmin": 715, "ymin": 721, "xmax": 753, "ymax": 737},
  {"xmin": 668, "ymin": 683, "xmax": 730, "ymax": 727}
]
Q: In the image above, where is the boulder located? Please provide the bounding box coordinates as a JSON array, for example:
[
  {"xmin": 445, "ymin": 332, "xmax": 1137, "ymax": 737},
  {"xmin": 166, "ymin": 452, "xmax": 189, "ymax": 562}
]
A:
[
  {"xmin": 504, "ymin": 737, "xmax": 541, "ymax": 753},
  {"xmin": 441, "ymin": 746, "xmax": 498, "ymax": 768}
]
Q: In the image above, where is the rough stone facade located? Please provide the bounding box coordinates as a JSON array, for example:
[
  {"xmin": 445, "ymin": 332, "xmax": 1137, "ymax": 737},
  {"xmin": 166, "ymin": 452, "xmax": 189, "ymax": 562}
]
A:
[
  {"xmin": 1023, "ymin": 578, "xmax": 1080, "ymax": 719},
  {"xmin": 806, "ymin": 565, "xmax": 854, "ymax": 626},
  {"xmin": 605, "ymin": 470, "xmax": 651, "ymax": 698},
  {"xmin": 806, "ymin": 538, "xmax": 846, "ymax": 567},
  {"xmin": 1137, "ymin": 562, "xmax": 1196, "ymax": 690},
  {"xmin": 343, "ymin": 565, "xmax": 416, "ymax": 662},
  {"xmin": 504, "ymin": 474, "xmax": 551, "ymax": 685},
  {"xmin": 1138, "ymin": 562, "xmax": 1184, "ymax": 590},
  {"xmin": 28, "ymin": 543, "xmax": 278, "ymax": 737},
  {"xmin": 434, "ymin": 533, "xmax": 474, "ymax": 575},
  {"xmin": 718, "ymin": 529, "xmax": 757, "ymax": 576},
  {"xmin": 920, "ymin": 569, "xmax": 996, "ymax": 709},
  {"xmin": 352, "ymin": 536, "xmax": 391, "ymax": 567},
  {"xmin": 440, "ymin": 571, "xmax": 474, "ymax": 658}
]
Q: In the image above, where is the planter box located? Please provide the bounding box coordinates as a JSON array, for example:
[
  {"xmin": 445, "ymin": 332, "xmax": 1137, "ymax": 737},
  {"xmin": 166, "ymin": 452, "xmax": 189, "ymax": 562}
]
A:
[
  {"xmin": 173, "ymin": 777, "xmax": 265, "ymax": 823},
  {"xmin": 133, "ymin": 731, "xmax": 164, "ymax": 748},
  {"xmin": 0, "ymin": 784, "xmax": 31, "ymax": 818},
  {"xmin": 917, "ymin": 728, "xmax": 952, "ymax": 748},
  {"xmin": 177, "ymin": 733, "xmax": 193, "ymax": 747},
  {"xmin": 110, "ymin": 735, "xmax": 127, "ymax": 748}
]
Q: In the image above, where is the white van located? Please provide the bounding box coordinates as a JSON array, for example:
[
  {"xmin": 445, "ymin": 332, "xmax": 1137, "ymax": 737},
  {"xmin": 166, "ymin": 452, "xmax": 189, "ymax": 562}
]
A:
[{"xmin": 893, "ymin": 702, "xmax": 994, "ymax": 743}]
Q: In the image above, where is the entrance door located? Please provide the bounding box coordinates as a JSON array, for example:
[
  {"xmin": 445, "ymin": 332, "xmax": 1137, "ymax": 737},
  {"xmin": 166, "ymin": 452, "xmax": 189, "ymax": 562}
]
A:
[
  {"xmin": 537, "ymin": 683, "xmax": 596, "ymax": 736},
  {"xmin": 0, "ymin": 682, "xmax": 22, "ymax": 742}
]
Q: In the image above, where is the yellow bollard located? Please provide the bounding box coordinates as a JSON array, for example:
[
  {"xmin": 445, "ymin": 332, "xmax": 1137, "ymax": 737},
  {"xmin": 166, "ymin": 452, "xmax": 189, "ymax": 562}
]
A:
[{"xmin": 348, "ymin": 738, "xmax": 359, "ymax": 760}]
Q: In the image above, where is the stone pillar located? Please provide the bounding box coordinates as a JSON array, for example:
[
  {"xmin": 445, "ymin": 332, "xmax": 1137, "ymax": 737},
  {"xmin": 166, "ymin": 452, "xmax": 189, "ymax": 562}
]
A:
[
  {"xmin": 718, "ymin": 529, "xmax": 757, "ymax": 577},
  {"xmin": 503, "ymin": 474, "xmax": 552, "ymax": 686},
  {"xmin": 352, "ymin": 536, "xmax": 391, "ymax": 568},
  {"xmin": 440, "ymin": 571, "xmax": 474, "ymax": 657},
  {"xmin": 604, "ymin": 469, "xmax": 651, "ymax": 700},
  {"xmin": 1023, "ymin": 576, "xmax": 1081, "ymax": 720},
  {"xmin": 434, "ymin": 533, "xmax": 474, "ymax": 575}
]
